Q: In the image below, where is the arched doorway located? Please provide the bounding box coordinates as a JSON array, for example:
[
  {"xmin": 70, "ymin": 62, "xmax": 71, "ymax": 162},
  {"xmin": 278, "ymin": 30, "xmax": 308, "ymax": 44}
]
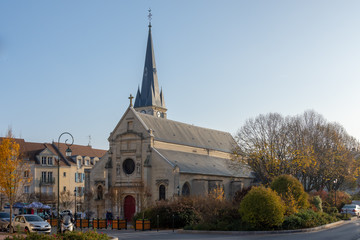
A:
[{"xmin": 124, "ymin": 195, "xmax": 135, "ymax": 221}]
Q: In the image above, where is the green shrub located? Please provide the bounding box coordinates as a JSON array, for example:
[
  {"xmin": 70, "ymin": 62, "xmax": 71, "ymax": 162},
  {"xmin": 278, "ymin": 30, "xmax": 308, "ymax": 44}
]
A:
[
  {"xmin": 270, "ymin": 175, "xmax": 309, "ymax": 215},
  {"xmin": 5, "ymin": 230, "xmax": 111, "ymax": 240},
  {"xmin": 239, "ymin": 186, "xmax": 285, "ymax": 230},
  {"xmin": 311, "ymin": 195, "xmax": 323, "ymax": 212},
  {"xmin": 282, "ymin": 209, "xmax": 338, "ymax": 229}
]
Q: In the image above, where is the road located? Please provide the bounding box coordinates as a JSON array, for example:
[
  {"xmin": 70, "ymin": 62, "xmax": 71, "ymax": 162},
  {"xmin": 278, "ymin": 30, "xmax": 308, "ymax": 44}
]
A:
[{"xmin": 97, "ymin": 219, "xmax": 360, "ymax": 240}]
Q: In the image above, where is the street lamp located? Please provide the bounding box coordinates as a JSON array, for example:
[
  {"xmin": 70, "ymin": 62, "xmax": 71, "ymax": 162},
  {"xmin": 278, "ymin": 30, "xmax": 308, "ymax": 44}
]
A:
[
  {"xmin": 57, "ymin": 132, "xmax": 74, "ymax": 231},
  {"xmin": 334, "ymin": 179, "xmax": 338, "ymax": 207},
  {"xmin": 74, "ymin": 188, "xmax": 77, "ymax": 219}
]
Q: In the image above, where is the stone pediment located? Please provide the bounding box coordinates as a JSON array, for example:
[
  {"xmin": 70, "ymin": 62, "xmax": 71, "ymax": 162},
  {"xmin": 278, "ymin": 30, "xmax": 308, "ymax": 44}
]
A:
[{"xmin": 115, "ymin": 131, "xmax": 143, "ymax": 141}]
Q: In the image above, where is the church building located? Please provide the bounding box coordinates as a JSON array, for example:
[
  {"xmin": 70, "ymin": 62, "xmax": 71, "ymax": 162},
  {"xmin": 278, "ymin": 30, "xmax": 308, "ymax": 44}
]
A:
[{"xmin": 87, "ymin": 15, "xmax": 254, "ymax": 221}]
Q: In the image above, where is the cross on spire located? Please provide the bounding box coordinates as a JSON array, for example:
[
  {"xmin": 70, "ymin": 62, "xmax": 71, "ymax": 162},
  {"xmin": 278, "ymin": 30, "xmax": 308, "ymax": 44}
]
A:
[
  {"xmin": 148, "ymin": 8, "xmax": 152, "ymax": 27},
  {"xmin": 129, "ymin": 94, "xmax": 134, "ymax": 107}
]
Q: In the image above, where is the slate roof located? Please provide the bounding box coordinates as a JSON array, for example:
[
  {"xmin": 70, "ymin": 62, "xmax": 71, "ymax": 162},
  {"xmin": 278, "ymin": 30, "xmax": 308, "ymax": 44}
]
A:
[
  {"xmin": 136, "ymin": 111, "xmax": 237, "ymax": 153},
  {"xmin": 134, "ymin": 24, "xmax": 165, "ymax": 109},
  {"xmin": 154, "ymin": 148, "xmax": 253, "ymax": 178},
  {"xmin": 0, "ymin": 137, "xmax": 106, "ymax": 166}
]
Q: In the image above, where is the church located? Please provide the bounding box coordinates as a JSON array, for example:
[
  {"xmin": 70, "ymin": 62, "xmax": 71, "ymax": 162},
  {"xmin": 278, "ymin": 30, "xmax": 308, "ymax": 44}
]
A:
[{"xmin": 86, "ymin": 15, "xmax": 254, "ymax": 221}]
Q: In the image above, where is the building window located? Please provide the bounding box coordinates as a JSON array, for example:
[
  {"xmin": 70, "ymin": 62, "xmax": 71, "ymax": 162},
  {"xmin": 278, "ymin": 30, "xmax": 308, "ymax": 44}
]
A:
[
  {"xmin": 182, "ymin": 182, "xmax": 190, "ymax": 196},
  {"xmin": 24, "ymin": 170, "xmax": 29, "ymax": 178},
  {"xmin": 63, "ymin": 172, "xmax": 66, "ymax": 177},
  {"xmin": 123, "ymin": 159, "xmax": 135, "ymax": 175},
  {"xmin": 86, "ymin": 159, "xmax": 89, "ymax": 166},
  {"xmin": 97, "ymin": 185, "xmax": 103, "ymax": 200},
  {"xmin": 63, "ymin": 186, "xmax": 66, "ymax": 192},
  {"xmin": 159, "ymin": 185, "xmax": 166, "ymax": 200},
  {"xmin": 77, "ymin": 159, "xmax": 81, "ymax": 168},
  {"xmin": 41, "ymin": 156, "xmax": 47, "ymax": 165},
  {"xmin": 127, "ymin": 121, "xmax": 133, "ymax": 131},
  {"xmin": 41, "ymin": 172, "xmax": 46, "ymax": 182},
  {"xmin": 24, "ymin": 186, "xmax": 29, "ymax": 194},
  {"xmin": 48, "ymin": 157, "xmax": 53, "ymax": 165},
  {"xmin": 48, "ymin": 172, "xmax": 53, "ymax": 183}
]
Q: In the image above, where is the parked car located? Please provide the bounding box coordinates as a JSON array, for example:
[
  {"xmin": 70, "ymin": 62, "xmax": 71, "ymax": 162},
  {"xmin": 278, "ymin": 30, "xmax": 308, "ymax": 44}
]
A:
[
  {"xmin": 0, "ymin": 212, "xmax": 14, "ymax": 232},
  {"xmin": 11, "ymin": 214, "xmax": 51, "ymax": 234},
  {"xmin": 340, "ymin": 204, "xmax": 360, "ymax": 217}
]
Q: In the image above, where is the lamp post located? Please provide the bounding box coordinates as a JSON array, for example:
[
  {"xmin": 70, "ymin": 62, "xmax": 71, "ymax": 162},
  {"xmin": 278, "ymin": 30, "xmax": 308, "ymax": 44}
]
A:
[
  {"xmin": 74, "ymin": 188, "xmax": 77, "ymax": 219},
  {"xmin": 334, "ymin": 179, "xmax": 338, "ymax": 207},
  {"xmin": 57, "ymin": 132, "xmax": 74, "ymax": 231}
]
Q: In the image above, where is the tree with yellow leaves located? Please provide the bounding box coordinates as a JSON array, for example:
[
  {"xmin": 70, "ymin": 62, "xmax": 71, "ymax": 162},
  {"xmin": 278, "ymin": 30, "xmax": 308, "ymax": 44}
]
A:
[{"xmin": 0, "ymin": 130, "xmax": 32, "ymax": 232}]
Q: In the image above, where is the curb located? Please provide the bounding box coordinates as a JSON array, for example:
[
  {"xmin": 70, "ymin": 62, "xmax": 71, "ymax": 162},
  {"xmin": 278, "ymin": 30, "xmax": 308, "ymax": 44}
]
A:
[{"xmin": 177, "ymin": 218, "xmax": 356, "ymax": 235}]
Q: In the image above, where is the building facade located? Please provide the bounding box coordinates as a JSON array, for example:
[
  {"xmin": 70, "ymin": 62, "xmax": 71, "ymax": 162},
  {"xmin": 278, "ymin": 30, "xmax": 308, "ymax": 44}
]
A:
[
  {"xmin": 0, "ymin": 137, "xmax": 106, "ymax": 215},
  {"xmin": 87, "ymin": 20, "xmax": 255, "ymax": 220}
]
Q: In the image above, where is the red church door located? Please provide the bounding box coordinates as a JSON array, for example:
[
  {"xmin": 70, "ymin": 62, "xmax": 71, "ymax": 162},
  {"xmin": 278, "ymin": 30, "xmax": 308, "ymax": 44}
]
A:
[{"xmin": 124, "ymin": 195, "xmax": 136, "ymax": 221}]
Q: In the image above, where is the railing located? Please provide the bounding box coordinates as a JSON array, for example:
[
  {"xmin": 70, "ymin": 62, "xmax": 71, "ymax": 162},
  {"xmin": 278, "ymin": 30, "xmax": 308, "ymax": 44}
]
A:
[
  {"xmin": 47, "ymin": 217, "xmax": 127, "ymax": 230},
  {"xmin": 39, "ymin": 177, "xmax": 56, "ymax": 185}
]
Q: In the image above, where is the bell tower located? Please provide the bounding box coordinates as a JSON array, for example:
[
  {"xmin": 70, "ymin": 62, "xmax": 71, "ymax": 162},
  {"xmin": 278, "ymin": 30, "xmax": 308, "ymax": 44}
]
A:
[{"xmin": 134, "ymin": 9, "xmax": 167, "ymax": 119}]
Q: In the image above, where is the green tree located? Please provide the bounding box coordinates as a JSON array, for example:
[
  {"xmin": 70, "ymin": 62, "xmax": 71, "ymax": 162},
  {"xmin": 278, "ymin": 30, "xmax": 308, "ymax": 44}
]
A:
[
  {"xmin": 270, "ymin": 175, "xmax": 309, "ymax": 215},
  {"xmin": 239, "ymin": 186, "xmax": 285, "ymax": 229}
]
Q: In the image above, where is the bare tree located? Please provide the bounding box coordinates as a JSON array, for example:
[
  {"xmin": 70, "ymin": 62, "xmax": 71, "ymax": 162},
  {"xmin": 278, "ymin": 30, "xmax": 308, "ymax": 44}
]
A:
[
  {"xmin": 234, "ymin": 110, "xmax": 360, "ymax": 191},
  {"xmin": 59, "ymin": 190, "xmax": 74, "ymax": 211}
]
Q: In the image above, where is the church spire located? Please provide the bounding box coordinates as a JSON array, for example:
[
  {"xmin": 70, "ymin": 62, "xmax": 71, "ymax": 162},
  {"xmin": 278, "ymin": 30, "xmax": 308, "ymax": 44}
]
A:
[{"xmin": 134, "ymin": 9, "xmax": 167, "ymax": 118}]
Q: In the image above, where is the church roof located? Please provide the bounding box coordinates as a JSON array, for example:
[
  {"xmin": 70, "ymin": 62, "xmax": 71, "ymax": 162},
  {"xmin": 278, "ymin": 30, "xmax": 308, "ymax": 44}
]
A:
[
  {"xmin": 154, "ymin": 148, "xmax": 253, "ymax": 178},
  {"xmin": 134, "ymin": 24, "xmax": 165, "ymax": 109},
  {"xmin": 136, "ymin": 110, "xmax": 237, "ymax": 153}
]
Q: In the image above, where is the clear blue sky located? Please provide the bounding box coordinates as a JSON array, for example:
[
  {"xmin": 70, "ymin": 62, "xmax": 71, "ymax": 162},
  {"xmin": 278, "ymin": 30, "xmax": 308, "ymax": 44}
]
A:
[{"xmin": 1, "ymin": 1, "xmax": 360, "ymax": 150}]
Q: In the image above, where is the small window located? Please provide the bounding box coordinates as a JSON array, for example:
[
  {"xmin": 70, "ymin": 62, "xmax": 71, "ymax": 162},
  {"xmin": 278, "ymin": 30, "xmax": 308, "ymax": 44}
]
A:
[
  {"xmin": 24, "ymin": 170, "xmax": 29, "ymax": 178},
  {"xmin": 127, "ymin": 121, "xmax": 133, "ymax": 130},
  {"xmin": 48, "ymin": 157, "xmax": 53, "ymax": 165},
  {"xmin": 63, "ymin": 186, "xmax": 66, "ymax": 192},
  {"xmin": 159, "ymin": 185, "xmax": 166, "ymax": 200},
  {"xmin": 97, "ymin": 185, "xmax": 103, "ymax": 200},
  {"xmin": 63, "ymin": 172, "xmax": 66, "ymax": 177},
  {"xmin": 77, "ymin": 159, "xmax": 81, "ymax": 168},
  {"xmin": 86, "ymin": 159, "xmax": 89, "ymax": 166},
  {"xmin": 182, "ymin": 183, "xmax": 190, "ymax": 196},
  {"xmin": 41, "ymin": 156, "xmax": 47, "ymax": 165}
]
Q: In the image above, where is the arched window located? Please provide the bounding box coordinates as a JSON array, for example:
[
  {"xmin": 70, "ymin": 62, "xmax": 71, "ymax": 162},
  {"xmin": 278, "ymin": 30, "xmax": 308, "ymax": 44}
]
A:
[
  {"xmin": 182, "ymin": 182, "xmax": 190, "ymax": 196},
  {"xmin": 97, "ymin": 185, "xmax": 103, "ymax": 200},
  {"xmin": 159, "ymin": 185, "xmax": 166, "ymax": 200}
]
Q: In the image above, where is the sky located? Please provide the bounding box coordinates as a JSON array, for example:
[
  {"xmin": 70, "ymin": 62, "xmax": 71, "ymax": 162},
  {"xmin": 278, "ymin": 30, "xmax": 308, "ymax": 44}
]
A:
[{"xmin": 1, "ymin": 1, "xmax": 360, "ymax": 150}]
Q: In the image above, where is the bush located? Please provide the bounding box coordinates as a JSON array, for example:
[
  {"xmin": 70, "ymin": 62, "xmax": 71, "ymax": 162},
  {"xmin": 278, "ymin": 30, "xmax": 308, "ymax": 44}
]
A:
[
  {"xmin": 5, "ymin": 230, "xmax": 111, "ymax": 240},
  {"xmin": 311, "ymin": 195, "xmax": 323, "ymax": 212},
  {"xmin": 311, "ymin": 190, "xmax": 351, "ymax": 211},
  {"xmin": 270, "ymin": 175, "xmax": 309, "ymax": 215},
  {"xmin": 282, "ymin": 209, "xmax": 338, "ymax": 229},
  {"xmin": 239, "ymin": 186, "xmax": 285, "ymax": 230}
]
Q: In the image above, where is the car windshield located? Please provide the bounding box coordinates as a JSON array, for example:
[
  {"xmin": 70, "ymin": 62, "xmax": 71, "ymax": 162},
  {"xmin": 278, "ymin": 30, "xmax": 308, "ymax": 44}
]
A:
[
  {"xmin": 24, "ymin": 215, "xmax": 44, "ymax": 222},
  {"xmin": 343, "ymin": 205, "xmax": 356, "ymax": 208},
  {"xmin": 0, "ymin": 213, "xmax": 10, "ymax": 218}
]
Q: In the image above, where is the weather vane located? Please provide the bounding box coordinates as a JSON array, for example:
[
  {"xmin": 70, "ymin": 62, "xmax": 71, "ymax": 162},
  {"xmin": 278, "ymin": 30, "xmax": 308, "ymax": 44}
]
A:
[{"xmin": 148, "ymin": 8, "xmax": 152, "ymax": 27}]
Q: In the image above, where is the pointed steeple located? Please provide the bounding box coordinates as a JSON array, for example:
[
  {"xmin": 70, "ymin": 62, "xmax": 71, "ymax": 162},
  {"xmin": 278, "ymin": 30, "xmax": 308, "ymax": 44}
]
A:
[{"xmin": 134, "ymin": 9, "xmax": 167, "ymax": 118}]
